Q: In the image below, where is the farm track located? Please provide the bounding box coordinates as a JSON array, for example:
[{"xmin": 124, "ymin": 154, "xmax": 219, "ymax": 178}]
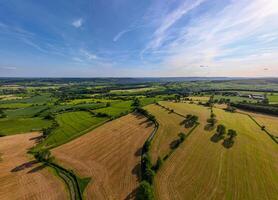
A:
[
  {"xmin": 53, "ymin": 113, "xmax": 155, "ymax": 200},
  {"xmin": 0, "ymin": 132, "xmax": 67, "ymax": 200},
  {"xmin": 153, "ymin": 102, "xmax": 278, "ymax": 200}
]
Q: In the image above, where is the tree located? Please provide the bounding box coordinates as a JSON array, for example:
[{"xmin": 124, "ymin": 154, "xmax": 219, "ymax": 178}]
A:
[
  {"xmin": 178, "ymin": 132, "xmax": 186, "ymax": 142},
  {"xmin": 143, "ymin": 167, "xmax": 155, "ymax": 184},
  {"xmin": 228, "ymin": 129, "xmax": 237, "ymax": 139},
  {"xmin": 132, "ymin": 98, "xmax": 141, "ymax": 107},
  {"xmin": 136, "ymin": 181, "xmax": 154, "ymax": 200},
  {"xmin": 34, "ymin": 149, "xmax": 52, "ymax": 162},
  {"xmin": 153, "ymin": 156, "xmax": 163, "ymax": 172},
  {"xmin": 217, "ymin": 124, "xmax": 226, "ymax": 136},
  {"xmin": 0, "ymin": 109, "xmax": 7, "ymax": 118}
]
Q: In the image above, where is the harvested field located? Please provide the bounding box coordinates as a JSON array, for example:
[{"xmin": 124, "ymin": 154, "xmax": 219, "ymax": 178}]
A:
[
  {"xmin": 145, "ymin": 104, "xmax": 188, "ymax": 162},
  {"xmin": 237, "ymin": 110, "xmax": 278, "ymax": 137},
  {"xmin": 153, "ymin": 102, "xmax": 278, "ymax": 200},
  {"xmin": 52, "ymin": 113, "xmax": 154, "ymax": 200},
  {"xmin": 0, "ymin": 132, "xmax": 67, "ymax": 200}
]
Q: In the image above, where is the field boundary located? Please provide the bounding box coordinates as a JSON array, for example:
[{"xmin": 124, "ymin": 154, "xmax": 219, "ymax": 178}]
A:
[{"xmin": 237, "ymin": 111, "xmax": 278, "ymax": 144}]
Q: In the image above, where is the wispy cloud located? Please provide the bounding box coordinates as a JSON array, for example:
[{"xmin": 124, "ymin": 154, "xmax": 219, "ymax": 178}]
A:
[
  {"xmin": 72, "ymin": 18, "xmax": 83, "ymax": 28},
  {"xmin": 80, "ymin": 49, "xmax": 97, "ymax": 60},
  {"xmin": 113, "ymin": 29, "xmax": 131, "ymax": 42},
  {"xmin": 143, "ymin": 0, "xmax": 206, "ymax": 53},
  {"xmin": 141, "ymin": 0, "xmax": 278, "ymax": 76}
]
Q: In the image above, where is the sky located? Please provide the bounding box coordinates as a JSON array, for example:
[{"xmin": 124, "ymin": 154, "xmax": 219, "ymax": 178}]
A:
[{"xmin": 0, "ymin": 0, "xmax": 278, "ymax": 77}]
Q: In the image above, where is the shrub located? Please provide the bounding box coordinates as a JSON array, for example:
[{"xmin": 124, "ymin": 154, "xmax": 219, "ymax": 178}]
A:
[
  {"xmin": 153, "ymin": 156, "xmax": 163, "ymax": 172},
  {"xmin": 136, "ymin": 181, "xmax": 154, "ymax": 200}
]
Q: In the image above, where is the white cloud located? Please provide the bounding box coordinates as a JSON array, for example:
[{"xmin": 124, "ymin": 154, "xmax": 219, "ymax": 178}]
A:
[
  {"xmin": 72, "ymin": 18, "xmax": 83, "ymax": 28},
  {"xmin": 113, "ymin": 29, "xmax": 131, "ymax": 42},
  {"xmin": 142, "ymin": 0, "xmax": 278, "ymax": 76},
  {"xmin": 80, "ymin": 49, "xmax": 97, "ymax": 60}
]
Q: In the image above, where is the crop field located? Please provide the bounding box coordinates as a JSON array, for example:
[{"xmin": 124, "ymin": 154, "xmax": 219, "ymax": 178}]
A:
[
  {"xmin": 64, "ymin": 98, "xmax": 116, "ymax": 105},
  {"xmin": 145, "ymin": 104, "xmax": 189, "ymax": 162},
  {"xmin": 37, "ymin": 111, "xmax": 109, "ymax": 149},
  {"xmin": 153, "ymin": 102, "xmax": 278, "ymax": 200},
  {"xmin": 0, "ymin": 117, "xmax": 52, "ymax": 135},
  {"xmin": 188, "ymin": 96, "xmax": 210, "ymax": 102},
  {"xmin": 0, "ymin": 132, "xmax": 67, "ymax": 199},
  {"xmin": 5, "ymin": 105, "xmax": 49, "ymax": 118},
  {"xmin": 93, "ymin": 100, "xmax": 133, "ymax": 117},
  {"xmin": 267, "ymin": 93, "xmax": 278, "ymax": 104},
  {"xmin": 110, "ymin": 87, "xmax": 159, "ymax": 94},
  {"xmin": 237, "ymin": 110, "xmax": 278, "ymax": 137},
  {"xmin": 0, "ymin": 103, "xmax": 32, "ymax": 109},
  {"xmin": 52, "ymin": 114, "xmax": 154, "ymax": 200},
  {"xmin": 214, "ymin": 95, "xmax": 256, "ymax": 103}
]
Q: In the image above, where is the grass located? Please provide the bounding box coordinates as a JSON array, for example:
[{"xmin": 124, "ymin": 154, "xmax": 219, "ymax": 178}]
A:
[
  {"xmin": 93, "ymin": 100, "xmax": 133, "ymax": 117},
  {"xmin": 5, "ymin": 105, "xmax": 49, "ymax": 118},
  {"xmin": 37, "ymin": 111, "xmax": 109, "ymax": 149},
  {"xmin": 0, "ymin": 103, "xmax": 32, "ymax": 109},
  {"xmin": 267, "ymin": 93, "xmax": 278, "ymax": 104},
  {"xmin": 110, "ymin": 87, "xmax": 159, "ymax": 94},
  {"xmin": 153, "ymin": 101, "xmax": 278, "ymax": 200},
  {"xmin": 214, "ymin": 95, "xmax": 257, "ymax": 103},
  {"xmin": 237, "ymin": 110, "xmax": 278, "ymax": 137},
  {"xmin": 0, "ymin": 117, "xmax": 52, "ymax": 135}
]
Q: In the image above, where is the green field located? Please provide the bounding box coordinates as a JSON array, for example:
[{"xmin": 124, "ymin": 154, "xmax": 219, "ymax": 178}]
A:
[
  {"xmin": 37, "ymin": 111, "xmax": 109, "ymax": 149},
  {"xmin": 267, "ymin": 94, "xmax": 278, "ymax": 104},
  {"xmin": 152, "ymin": 102, "xmax": 278, "ymax": 200},
  {"xmin": 5, "ymin": 105, "xmax": 48, "ymax": 118},
  {"xmin": 0, "ymin": 117, "xmax": 52, "ymax": 135},
  {"xmin": 0, "ymin": 103, "xmax": 32, "ymax": 109},
  {"xmin": 93, "ymin": 100, "xmax": 132, "ymax": 117},
  {"xmin": 214, "ymin": 95, "xmax": 256, "ymax": 103}
]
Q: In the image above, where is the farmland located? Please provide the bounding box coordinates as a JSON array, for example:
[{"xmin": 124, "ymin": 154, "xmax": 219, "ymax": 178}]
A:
[
  {"xmin": 0, "ymin": 117, "xmax": 52, "ymax": 135},
  {"xmin": 52, "ymin": 114, "xmax": 154, "ymax": 200},
  {"xmin": 152, "ymin": 102, "xmax": 278, "ymax": 200},
  {"xmin": 0, "ymin": 78, "xmax": 278, "ymax": 200},
  {"xmin": 0, "ymin": 132, "xmax": 67, "ymax": 199},
  {"xmin": 37, "ymin": 111, "xmax": 109, "ymax": 149},
  {"xmin": 145, "ymin": 104, "xmax": 189, "ymax": 162}
]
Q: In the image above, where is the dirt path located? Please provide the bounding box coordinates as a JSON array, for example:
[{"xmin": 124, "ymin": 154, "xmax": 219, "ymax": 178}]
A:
[{"xmin": 0, "ymin": 132, "xmax": 67, "ymax": 200}]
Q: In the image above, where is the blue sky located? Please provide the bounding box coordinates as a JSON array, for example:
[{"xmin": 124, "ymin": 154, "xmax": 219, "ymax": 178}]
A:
[{"xmin": 0, "ymin": 0, "xmax": 277, "ymax": 77}]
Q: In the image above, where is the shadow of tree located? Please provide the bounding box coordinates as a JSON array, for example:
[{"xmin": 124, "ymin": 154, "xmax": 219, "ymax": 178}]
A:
[
  {"xmin": 170, "ymin": 139, "xmax": 180, "ymax": 149},
  {"xmin": 27, "ymin": 164, "xmax": 47, "ymax": 173},
  {"xmin": 204, "ymin": 124, "xmax": 214, "ymax": 131},
  {"xmin": 11, "ymin": 160, "xmax": 39, "ymax": 172},
  {"xmin": 124, "ymin": 187, "xmax": 138, "ymax": 200},
  {"xmin": 222, "ymin": 138, "xmax": 234, "ymax": 149},
  {"xmin": 29, "ymin": 135, "xmax": 44, "ymax": 143},
  {"xmin": 210, "ymin": 133, "xmax": 224, "ymax": 143},
  {"xmin": 131, "ymin": 163, "xmax": 141, "ymax": 182},
  {"xmin": 134, "ymin": 147, "xmax": 142, "ymax": 157}
]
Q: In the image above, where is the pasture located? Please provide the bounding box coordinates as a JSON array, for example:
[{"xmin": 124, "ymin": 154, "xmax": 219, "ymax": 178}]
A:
[
  {"xmin": 37, "ymin": 111, "xmax": 109, "ymax": 149},
  {"xmin": 0, "ymin": 117, "xmax": 52, "ymax": 135},
  {"xmin": 267, "ymin": 93, "xmax": 278, "ymax": 104},
  {"xmin": 93, "ymin": 100, "xmax": 133, "ymax": 117},
  {"xmin": 153, "ymin": 102, "xmax": 278, "ymax": 200},
  {"xmin": 0, "ymin": 132, "xmax": 67, "ymax": 199},
  {"xmin": 52, "ymin": 113, "xmax": 155, "ymax": 200}
]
